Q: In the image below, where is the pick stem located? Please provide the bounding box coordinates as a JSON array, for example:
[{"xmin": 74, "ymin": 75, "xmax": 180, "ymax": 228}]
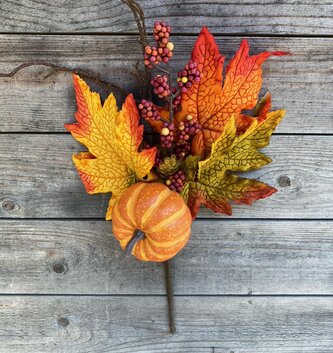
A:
[{"xmin": 164, "ymin": 259, "xmax": 176, "ymax": 334}]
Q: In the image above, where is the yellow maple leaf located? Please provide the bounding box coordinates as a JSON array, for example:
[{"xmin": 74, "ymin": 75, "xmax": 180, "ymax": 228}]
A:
[{"xmin": 65, "ymin": 75, "xmax": 156, "ymax": 220}]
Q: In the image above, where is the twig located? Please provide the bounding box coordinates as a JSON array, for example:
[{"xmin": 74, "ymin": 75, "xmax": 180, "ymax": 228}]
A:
[
  {"xmin": 164, "ymin": 260, "xmax": 176, "ymax": 334},
  {"xmin": 152, "ymin": 62, "xmax": 170, "ymax": 75},
  {"xmin": 167, "ymin": 63, "xmax": 174, "ymax": 125},
  {"xmin": 0, "ymin": 60, "xmax": 127, "ymax": 97},
  {"xmin": 121, "ymin": 0, "xmax": 151, "ymax": 99}
]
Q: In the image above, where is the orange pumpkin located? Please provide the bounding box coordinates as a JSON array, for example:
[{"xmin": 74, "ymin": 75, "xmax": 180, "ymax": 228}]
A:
[{"xmin": 112, "ymin": 182, "xmax": 192, "ymax": 262}]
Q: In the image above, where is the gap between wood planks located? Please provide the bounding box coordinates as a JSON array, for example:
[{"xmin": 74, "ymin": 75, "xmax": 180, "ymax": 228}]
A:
[
  {"xmin": 0, "ymin": 293, "xmax": 332, "ymax": 297},
  {"xmin": 0, "ymin": 132, "xmax": 332, "ymax": 136},
  {"xmin": 0, "ymin": 31, "xmax": 331, "ymax": 38},
  {"xmin": 0, "ymin": 218, "xmax": 332, "ymax": 221}
]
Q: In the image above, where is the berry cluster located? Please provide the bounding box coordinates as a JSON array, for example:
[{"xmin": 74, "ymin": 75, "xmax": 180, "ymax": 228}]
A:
[
  {"xmin": 157, "ymin": 115, "xmax": 201, "ymax": 157},
  {"xmin": 138, "ymin": 100, "xmax": 161, "ymax": 121},
  {"xmin": 139, "ymin": 21, "xmax": 204, "ymax": 192},
  {"xmin": 160, "ymin": 122, "xmax": 175, "ymax": 149},
  {"xmin": 144, "ymin": 21, "xmax": 174, "ymax": 68},
  {"xmin": 177, "ymin": 60, "xmax": 201, "ymax": 93},
  {"xmin": 144, "ymin": 45, "xmax": 173, "ymax": 67},
  {"xmin": 174, "ymin": 143, "xmax": 191, "ymax": 160},
  {"xmin": 166, "ymin": 170, "xmax": 186, "ymax": 193},
  {"xmin": 177, "ymin": 115, "xmax": 201, "ymax": 145},
  {"xmin": 153, "ymin": 21, "xmax": 171, "ymax": 47},
  {"xmin": 151, "ymin": 75, "xmax": 170, "ymax": 99}
]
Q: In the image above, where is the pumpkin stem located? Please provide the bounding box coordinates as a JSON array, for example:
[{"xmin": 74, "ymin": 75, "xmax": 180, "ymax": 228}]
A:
[{"xmin": 124, "ymin": 229, "xmax": 145, "ymax": 256}]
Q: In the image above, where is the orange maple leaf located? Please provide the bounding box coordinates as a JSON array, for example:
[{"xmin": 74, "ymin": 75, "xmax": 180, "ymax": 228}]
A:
[
  {"xmin": 65, "ymin": 75, "xmax": 156, "ymax": 220},
  {"xmin": 176, "ymin": 27, "xmax": 288, "ymax": 155}
]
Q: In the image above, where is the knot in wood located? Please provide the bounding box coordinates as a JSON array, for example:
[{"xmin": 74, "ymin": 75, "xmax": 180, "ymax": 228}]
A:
[
  {"xmin": 1, "ymin": 199, "xmax": 16, "ymax": 212},
  {"xmin": 277, "ymin": 175, "xmax": 291, "ymax": 187},
  {"xmin": 58, "ymin": 317, "xmax": 70, "ymax": 327}
]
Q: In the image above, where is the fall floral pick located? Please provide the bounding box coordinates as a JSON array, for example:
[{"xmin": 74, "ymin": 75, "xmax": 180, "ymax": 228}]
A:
[
  {"xmin": 65, "ymin": 23, "xmax": 287, "ymax": 263},
  {"xmin": 0, "ymin": 0, "xmax": 288, "ymax": 334}
]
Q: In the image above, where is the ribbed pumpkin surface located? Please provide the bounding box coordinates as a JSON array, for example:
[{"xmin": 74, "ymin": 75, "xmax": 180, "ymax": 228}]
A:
[{"xmin": 112, "ymin": 182, "xmax": 192, "ymax": 262}]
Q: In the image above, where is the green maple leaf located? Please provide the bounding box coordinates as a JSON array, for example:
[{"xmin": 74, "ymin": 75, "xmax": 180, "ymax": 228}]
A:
[{"xmin": 183, "ymin": 107, "xmax": 285, "ymax": 218}]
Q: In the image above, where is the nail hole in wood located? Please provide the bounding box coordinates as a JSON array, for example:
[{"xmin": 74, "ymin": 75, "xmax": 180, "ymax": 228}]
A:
[
  {"xmin": 52, "ymin": 262, "xmax": 67, "ymax": 274},
  {"xmin": 277, "ymin": 175, "xmax": 291, "ymax": 187},
  {"xmin": 58, "ymin": 317, "xmax": 69, "ymax": 327}
]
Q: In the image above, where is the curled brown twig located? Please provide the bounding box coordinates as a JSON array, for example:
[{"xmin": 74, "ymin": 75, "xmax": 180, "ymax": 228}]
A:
[
  {"xmin": 121, "ymin": 0, "xmax": 151, "ymax": 99},
  {"xmin": 120, "ymin": 0, "xmax": 148, "ymax": 50},
  {"xmin": 0, "ymin": 60, "xmax": 127, "ymax": 97}
]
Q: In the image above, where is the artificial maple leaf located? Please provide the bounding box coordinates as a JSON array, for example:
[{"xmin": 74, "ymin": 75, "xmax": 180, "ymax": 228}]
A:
[
  {"xmin": 183, "ymin": 107, "xmax": 285, "ymax": 219},
  {"xmin": 176, "ymin": 27, "xmax": 288, "ymax": 155},
  {"xmin": 65, "ymin": 75, "xmax": 156, "ymax": 220},
  {"xmin": 237, "ymin": 91, "xmax": 272, "ymax": 135}
]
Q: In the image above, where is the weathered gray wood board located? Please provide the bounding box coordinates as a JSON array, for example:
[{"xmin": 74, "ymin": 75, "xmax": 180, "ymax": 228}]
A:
[
  {"xmin": 0, "ymin": 0, "xmax": 331, "ymax": 35},
  {"xmin": 0, "ymin": 35, "xmax": 331, "ymax": 133},
  {"xmin": 0, "ymin": 135, "xmax": 331, "ymax": 219},
  {"xmin": 0, "ymin": 296, "xmax": 332, "ymax": 353},
  {"xmin": 0, "ymin": 0, "xmax": 332, "ymax": 351},
  {"xmin": 0, "ymin": 220, "xmax": 331, "ymax": 295}
]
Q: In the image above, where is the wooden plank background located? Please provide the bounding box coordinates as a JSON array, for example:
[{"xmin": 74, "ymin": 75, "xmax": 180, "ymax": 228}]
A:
[{"xmin": 0, "ymin": 1, "xmax": 332, "ymax": 352}]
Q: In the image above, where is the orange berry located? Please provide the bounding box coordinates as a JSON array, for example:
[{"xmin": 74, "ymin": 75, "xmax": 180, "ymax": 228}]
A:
[{"xmin": 145, "ymin": 46, "xmax": 152, "ymax": 54}]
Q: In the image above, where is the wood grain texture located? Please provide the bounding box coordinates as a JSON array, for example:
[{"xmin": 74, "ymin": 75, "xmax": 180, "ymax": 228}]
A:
[
  {"xmin": 0, "ymin": 220, "xmax": 331, "ymax": 295},
  {"xmin": 0, "ymin": 35, "xmax": 331, "ymax": 133},
  {"xmin": 0, "ymin": 1, "xmax": 330, "ymax": 352},
  {"xmin": 0, "ymin": 135, "xmax": 331, "ymax": 219},
  {"xmin": 0, "ymin": 0, "xmax": 332, "ymax": 35},
  {"xmin": 0, "ymin": 296, "xmax": 332, "ymax": 353}
]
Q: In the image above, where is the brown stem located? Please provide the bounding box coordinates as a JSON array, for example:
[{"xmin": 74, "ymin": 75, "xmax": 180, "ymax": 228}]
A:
[
  {"xmin": 0, "ymin": 60, "xmax": 127, "ymax": 97},
  {"xmin": 121, "ymin": 0, "xmax": 151, "ymax": 99},
  {"xmin": 124, "ymin": 229, "xmax": 145, "ymax": 256},
  {"xmin": 164, "ymin": 260, "xmax": 176, "ymax": 334},
  {"xmin": 152, "ymin": 62, "xmax": 170, "ymax": 75}
]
